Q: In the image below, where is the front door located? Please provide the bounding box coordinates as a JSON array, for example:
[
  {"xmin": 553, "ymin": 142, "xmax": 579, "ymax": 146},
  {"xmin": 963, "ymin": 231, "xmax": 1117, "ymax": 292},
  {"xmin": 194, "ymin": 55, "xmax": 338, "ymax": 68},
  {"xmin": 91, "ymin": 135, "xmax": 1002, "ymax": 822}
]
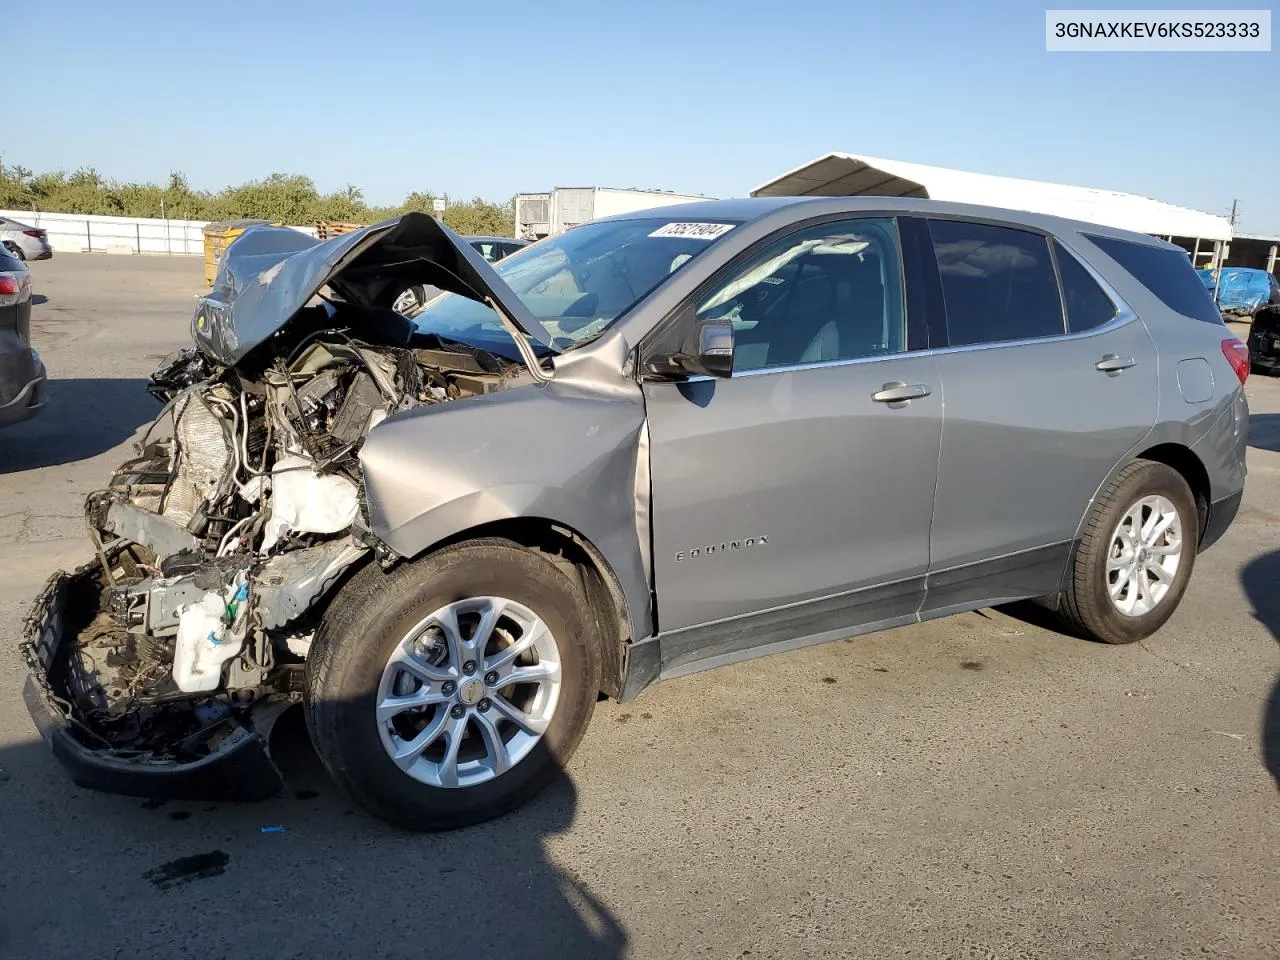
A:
[{"xmin": 641, "ymin": 217, "xmax": 943, "ymax": 669}]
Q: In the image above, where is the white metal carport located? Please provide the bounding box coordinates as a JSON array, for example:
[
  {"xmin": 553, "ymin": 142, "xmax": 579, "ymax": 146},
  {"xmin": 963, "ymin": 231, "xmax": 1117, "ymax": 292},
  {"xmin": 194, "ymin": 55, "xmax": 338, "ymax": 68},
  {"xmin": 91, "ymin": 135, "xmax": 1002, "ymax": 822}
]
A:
[{"xmin": 751, "ymin": 153, "xmax": 1233, "ymax": 264}]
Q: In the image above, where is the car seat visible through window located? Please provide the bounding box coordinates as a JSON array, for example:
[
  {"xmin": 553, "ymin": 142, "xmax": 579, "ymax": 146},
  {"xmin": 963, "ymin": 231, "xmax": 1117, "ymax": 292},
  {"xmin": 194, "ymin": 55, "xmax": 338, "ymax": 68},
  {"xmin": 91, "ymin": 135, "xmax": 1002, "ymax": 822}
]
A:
[{"xmin": 735, "ymin": 252, "xmax": 889, "ymax": 369}]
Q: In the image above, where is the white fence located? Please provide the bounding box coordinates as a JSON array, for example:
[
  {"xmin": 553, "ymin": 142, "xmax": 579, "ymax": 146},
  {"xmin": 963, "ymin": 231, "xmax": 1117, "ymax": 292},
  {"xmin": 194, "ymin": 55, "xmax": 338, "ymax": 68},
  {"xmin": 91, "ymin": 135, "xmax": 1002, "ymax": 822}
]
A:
[{"xmin": 0, "ymin": 209, "xmax": 318, "ymax": 256}]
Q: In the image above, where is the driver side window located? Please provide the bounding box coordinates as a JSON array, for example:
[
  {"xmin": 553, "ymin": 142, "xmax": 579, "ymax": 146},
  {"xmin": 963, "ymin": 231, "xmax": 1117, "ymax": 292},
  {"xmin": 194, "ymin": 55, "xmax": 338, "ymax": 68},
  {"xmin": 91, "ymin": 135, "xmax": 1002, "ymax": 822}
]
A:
[{"xmin": 695, "ymin": 218, "xmax": 906, "ymax": 373}]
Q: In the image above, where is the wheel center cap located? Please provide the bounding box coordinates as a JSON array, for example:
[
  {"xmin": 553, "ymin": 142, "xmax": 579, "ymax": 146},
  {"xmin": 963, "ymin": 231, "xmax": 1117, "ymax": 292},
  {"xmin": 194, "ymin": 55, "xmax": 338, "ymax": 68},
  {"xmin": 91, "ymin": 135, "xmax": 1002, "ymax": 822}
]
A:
[{"xmin": 458, "ymin": 677, "xmax": 486, "ymax": 706}]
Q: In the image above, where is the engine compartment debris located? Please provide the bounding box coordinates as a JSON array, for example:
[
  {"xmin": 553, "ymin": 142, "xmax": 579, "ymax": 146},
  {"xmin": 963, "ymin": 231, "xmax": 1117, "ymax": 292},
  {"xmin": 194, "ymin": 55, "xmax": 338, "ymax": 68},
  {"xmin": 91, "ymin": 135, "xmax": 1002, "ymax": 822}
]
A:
[{"xmin": 23, "ymin": 266, "xmax": 531, "ymax": 788}]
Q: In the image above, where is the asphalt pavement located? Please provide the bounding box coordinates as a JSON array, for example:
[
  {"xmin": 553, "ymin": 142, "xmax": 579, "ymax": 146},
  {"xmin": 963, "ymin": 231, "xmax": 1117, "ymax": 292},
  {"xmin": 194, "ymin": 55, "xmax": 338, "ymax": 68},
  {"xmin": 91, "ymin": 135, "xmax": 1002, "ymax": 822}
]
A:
[{"xmin": 0, "ymin": 254, "xmax": 1276, "ymax": 959}]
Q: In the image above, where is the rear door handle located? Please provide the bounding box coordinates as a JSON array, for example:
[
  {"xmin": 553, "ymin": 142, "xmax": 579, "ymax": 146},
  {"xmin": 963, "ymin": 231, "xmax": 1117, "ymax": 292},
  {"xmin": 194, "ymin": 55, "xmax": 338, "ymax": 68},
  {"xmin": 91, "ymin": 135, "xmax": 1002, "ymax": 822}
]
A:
[
  {"xmin": 1096, "ymin": 354, "xmax": 1136, "ymax": 373},
  {"xmin": 872, "ymin": 381, "xmax": 932, "ymax": 404}
]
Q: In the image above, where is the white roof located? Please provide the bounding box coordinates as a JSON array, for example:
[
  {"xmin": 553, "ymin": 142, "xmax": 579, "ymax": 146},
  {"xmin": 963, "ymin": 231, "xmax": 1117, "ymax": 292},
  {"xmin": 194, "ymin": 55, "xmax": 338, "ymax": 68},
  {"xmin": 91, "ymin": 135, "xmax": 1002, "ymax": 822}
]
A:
[{"xmin": 751, "ymin": 152, "xmax": 1232, "ymax": 242}]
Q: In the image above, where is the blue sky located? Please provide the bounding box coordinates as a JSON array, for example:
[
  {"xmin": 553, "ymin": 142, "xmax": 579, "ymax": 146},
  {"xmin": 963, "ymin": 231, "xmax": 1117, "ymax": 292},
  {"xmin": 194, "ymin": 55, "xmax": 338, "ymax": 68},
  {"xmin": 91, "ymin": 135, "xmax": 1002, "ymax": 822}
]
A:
[{"xmin": 19, "ymin": 0, "xmax": 1280, "ymax": 231}]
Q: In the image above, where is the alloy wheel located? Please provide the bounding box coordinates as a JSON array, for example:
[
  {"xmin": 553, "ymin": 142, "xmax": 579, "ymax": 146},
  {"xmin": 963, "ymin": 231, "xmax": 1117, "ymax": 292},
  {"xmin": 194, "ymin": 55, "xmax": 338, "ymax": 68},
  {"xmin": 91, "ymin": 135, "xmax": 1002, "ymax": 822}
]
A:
[
  {"xmin": 390, "ymin": 286, "xmax": 423, "ymax": 316},
  {"xmin": 1105, "ymin": 494, "xmax": 1184, "ymax": 617},
  {"xmin": 375, "ymin": 597, "xmax": 562, "ymax": 788}
]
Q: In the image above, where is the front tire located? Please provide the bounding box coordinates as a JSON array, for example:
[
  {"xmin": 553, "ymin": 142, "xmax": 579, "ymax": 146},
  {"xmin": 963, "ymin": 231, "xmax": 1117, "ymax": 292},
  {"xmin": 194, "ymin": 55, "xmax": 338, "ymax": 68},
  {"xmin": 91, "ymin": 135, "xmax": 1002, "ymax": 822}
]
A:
[
  {"xmin": 1056, "ymin": 460, "xmax": 1197, "ymax": 644},
  {"xmin": 305, "ymin": 538, "xmax": 600, "ymax": 830}
]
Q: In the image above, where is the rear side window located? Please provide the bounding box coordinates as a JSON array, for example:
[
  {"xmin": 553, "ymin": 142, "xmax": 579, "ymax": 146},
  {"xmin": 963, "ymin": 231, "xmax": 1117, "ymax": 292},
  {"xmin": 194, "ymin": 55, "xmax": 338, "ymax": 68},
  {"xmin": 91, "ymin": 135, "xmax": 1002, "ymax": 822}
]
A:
[
  {"xmin": 927, "ymin": 220, "xmax": 1065, "ymax": 346},
  {"xmin": 1053, "ymin": 240, "xmax": 1117, "ymax": 333},
  {"xmin": 1085, "ymin": 234, "xmax": 1223, "ymax": 325}
]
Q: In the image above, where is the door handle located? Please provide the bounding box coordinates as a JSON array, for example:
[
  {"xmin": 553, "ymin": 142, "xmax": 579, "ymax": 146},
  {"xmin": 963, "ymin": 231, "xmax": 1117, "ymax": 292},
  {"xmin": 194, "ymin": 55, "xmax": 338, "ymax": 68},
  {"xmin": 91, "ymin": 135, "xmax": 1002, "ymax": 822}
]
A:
[
  {"xmin": 872, "ymin": 381, "xmax": 932, "ymax": 404},
  {"xmin": 1095, "ymin": 354, "xmax": 1136, "ymax": 374}
]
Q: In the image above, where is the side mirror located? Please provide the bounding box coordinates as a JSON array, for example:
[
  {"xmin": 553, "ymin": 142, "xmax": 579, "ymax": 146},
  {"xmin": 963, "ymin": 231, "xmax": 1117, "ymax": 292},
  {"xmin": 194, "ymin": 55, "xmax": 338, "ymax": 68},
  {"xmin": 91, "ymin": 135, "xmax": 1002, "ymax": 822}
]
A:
[{"xmin": 675, "ymin": 318, "xmax": 734, "ymax": 378}]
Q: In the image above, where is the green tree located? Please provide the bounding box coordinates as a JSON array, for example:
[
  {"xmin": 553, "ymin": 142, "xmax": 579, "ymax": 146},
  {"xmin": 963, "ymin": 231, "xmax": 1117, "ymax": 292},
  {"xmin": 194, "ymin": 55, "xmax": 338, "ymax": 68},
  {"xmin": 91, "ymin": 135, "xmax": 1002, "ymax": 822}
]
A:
[
  {"xmin": 441, "ymin": 196, "xmax": 515, "ymax": 236},
  {"xmin": 0, "ymin": 162, "xmax": 516, "ymax": 236},
  {"xmin": 213, "ymin": 173, "xmax": 322, "ymax": 223},
  {"xmin": 398, "ymin": 190, "xmax": 438, "ymax": 214},
  {"xmin": 315, "ymin": 183, "xmax": 368, "ymax": 223},
  {"xmin": 0, "ymin": 160, "xmax": 36, "ymax": 209}
]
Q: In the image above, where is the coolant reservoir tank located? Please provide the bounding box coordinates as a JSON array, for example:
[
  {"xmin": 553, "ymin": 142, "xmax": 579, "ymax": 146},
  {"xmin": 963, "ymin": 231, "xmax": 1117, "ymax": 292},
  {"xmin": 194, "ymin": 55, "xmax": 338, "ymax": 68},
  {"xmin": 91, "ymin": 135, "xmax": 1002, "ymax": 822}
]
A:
[{"xmin": 172, "ymin": 583, "xmax": 248, "ymax": 693}]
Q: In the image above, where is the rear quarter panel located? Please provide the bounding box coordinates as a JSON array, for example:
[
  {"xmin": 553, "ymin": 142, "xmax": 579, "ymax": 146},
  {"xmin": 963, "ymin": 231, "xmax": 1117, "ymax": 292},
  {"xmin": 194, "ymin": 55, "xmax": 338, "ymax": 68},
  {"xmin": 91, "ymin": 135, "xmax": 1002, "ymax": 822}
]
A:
[{"xmin": 1073, "ymin": 232, "xmax": 1246, "ymax": 503}]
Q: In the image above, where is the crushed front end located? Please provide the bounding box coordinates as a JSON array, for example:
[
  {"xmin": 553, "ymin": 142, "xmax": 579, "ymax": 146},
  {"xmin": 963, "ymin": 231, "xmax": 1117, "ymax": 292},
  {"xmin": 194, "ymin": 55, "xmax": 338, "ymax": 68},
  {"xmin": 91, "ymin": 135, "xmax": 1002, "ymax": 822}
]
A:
[
  {"xmin": 23, "ymin": 561, "xmax": 289, "ymax": 800},
  {"xmin": 20, "ymin": 215, "xmax": 535, "ymax": 799}
]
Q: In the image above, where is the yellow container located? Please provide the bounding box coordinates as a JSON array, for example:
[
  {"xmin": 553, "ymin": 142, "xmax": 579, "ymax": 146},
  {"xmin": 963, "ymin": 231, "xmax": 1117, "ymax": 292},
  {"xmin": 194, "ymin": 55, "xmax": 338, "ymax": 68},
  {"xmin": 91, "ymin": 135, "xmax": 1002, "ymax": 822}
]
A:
[{"xmin": 202, "ymin": 219, "xmax": 275, "ymax": 287}]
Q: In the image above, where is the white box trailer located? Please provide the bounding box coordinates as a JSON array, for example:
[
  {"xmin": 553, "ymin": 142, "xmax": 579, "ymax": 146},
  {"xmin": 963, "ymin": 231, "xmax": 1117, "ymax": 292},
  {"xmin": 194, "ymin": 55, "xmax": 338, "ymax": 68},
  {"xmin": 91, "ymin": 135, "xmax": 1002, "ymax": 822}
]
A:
[
  {"xmin": 513, "ymin": 193, "xmax": 552, "ymax": 239},
  {"xmin": 514, "ymin": 187, "xmax": 711, "ymax": 240}
]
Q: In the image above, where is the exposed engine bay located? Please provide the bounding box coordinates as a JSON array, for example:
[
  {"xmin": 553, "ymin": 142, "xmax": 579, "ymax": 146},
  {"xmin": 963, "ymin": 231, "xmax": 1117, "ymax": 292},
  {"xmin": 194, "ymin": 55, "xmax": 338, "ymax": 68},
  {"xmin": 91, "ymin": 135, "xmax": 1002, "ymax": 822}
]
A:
[
  {"xmin": 27, "ymin": 316, "xmax": 528, "ymax": 786},
  {"xmin": 21, "ymin": 215, "xmax": 540, "ymax": 795}
]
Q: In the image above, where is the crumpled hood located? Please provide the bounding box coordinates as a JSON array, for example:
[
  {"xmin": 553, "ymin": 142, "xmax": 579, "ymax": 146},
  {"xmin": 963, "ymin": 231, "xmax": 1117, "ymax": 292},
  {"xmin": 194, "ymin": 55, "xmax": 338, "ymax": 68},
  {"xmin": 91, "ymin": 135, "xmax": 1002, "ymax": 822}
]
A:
[{"xmin": 194, "ymin": 212, "xmax": 555, "ymax": 364}]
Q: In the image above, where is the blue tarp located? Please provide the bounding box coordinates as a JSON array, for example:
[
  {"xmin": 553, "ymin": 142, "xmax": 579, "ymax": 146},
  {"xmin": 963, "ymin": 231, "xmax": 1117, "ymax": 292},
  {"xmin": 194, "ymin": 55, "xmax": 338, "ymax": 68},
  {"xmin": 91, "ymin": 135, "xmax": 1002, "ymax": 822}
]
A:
[{"xmin": 1197, "ymin": 267, "xmax": 1279, "ymax": 315}]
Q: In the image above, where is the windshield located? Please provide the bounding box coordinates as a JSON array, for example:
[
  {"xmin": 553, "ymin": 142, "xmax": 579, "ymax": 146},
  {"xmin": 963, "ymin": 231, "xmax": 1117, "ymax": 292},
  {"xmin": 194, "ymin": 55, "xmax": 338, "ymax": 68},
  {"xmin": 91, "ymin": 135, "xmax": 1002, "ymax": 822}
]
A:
[{"xmin": 414, "ymin": 217, "xmax": 737, "ymax": 357}]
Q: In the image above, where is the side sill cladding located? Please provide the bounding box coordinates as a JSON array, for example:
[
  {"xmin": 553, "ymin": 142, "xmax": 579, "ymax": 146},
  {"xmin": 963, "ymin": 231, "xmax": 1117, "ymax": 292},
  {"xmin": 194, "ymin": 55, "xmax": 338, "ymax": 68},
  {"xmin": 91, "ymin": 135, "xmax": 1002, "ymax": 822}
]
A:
[{"xmin": 618, "ymin": 542, "xmax": 1079, "ymax": 701}]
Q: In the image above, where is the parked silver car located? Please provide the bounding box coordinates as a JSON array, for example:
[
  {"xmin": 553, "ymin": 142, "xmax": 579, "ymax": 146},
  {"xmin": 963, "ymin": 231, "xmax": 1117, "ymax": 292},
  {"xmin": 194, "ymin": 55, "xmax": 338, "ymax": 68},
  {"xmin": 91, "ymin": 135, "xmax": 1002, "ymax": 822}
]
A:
[
  {"xmin": 23, "ymin": 200, "xmax": 1248, "ymax": 829},
  {"xmin": 0, "ymin": 247, "xmax": 44, "ymax": 426},
  {"xmin": 0, "ymin": 216, "xmax": 53, "ymax": 261}
]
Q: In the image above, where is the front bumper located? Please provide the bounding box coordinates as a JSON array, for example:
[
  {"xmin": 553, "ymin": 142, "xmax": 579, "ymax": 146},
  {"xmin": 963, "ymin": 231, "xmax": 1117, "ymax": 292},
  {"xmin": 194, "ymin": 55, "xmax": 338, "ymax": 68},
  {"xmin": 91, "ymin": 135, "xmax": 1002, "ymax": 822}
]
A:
[
  {"xmin": 0, "ymin": 353, "xmax": 46, "ymax": 427},
  {"xmin": 21, "ymin": 566, "xmax": 286, "ymax": 801}
]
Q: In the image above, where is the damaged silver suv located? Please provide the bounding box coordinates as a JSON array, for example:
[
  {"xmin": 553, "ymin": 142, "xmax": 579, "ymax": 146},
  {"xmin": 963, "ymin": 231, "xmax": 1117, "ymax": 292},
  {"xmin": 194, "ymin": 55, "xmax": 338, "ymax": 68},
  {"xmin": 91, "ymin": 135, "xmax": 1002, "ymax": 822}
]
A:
[{"xmin": 23, "ymin": 199, "xmax": 1248, "ymax": 829}]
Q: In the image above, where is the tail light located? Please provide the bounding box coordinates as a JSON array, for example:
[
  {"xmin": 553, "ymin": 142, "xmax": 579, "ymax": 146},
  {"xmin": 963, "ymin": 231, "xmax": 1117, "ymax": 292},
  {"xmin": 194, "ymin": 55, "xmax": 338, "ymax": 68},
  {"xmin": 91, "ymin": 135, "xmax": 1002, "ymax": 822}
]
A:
[
  {"xmin": 0, "ymin": 271, "xmax": 30, "ymax": 307},
  {"xmin": 22, "ymin": 230, "xmax": 44, "ymax": 239},
  {"xmin": 1221, "ymin": 338, "xmax": 1250, "ymax": 385}
]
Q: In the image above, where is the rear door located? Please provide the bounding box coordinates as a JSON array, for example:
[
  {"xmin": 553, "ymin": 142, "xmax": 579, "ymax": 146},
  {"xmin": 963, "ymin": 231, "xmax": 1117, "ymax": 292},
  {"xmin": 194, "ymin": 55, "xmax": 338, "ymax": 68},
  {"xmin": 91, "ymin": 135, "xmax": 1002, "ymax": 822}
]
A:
[
  {"xmin": 642, "ymin": 216, "xmax": 942, "ymax": 665},
  {"xmin": 921, "ymin": 218, "xmax": 1158, "ymax": 613}
]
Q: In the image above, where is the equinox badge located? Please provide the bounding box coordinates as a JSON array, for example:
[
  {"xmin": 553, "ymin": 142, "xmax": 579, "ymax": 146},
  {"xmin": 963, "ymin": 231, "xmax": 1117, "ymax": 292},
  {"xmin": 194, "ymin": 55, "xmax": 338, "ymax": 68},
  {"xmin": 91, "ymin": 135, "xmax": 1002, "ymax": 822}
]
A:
[{"xmin": 675, "ymin": 536, "xmax": 768, "ymax": 562}]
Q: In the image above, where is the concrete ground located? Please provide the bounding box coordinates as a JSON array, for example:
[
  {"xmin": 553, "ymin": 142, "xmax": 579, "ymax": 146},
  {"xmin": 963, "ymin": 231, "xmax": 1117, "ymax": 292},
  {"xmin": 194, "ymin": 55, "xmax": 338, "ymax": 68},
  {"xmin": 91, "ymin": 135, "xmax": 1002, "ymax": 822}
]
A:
[{"xmin": 0, "ymin": 253, "xmax": 1277, "ymax": 960}]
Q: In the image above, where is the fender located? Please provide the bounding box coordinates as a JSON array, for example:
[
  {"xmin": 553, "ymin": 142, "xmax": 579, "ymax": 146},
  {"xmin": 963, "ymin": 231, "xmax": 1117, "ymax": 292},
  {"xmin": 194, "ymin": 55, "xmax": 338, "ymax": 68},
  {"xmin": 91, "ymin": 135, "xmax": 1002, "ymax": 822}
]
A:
[{"xmin": 359, "ymin": 373, "xmax": 654, "ymax": 643}]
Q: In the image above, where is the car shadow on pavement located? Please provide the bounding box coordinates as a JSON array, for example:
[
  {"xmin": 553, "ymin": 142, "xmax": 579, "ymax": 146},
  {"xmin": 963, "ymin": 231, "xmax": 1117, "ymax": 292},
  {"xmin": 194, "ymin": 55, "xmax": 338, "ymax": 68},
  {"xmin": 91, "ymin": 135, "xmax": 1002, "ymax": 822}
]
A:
[
  {"xmin": 993, "ymin": 599, "xmax": 1080, "ymax": 638},
  {"xmin": 1239, "ymin": 549, "xmax": 1280, "ymax": 789},
  {"xmin": 1248, "ymin": 412, "xmax": 1280, "ymax": 453},
  {"xmin": 31, "ymin": 295, "xmax": 48, "ymax": 305},
  {"xmin": 0, "ymin": 706, "xmax": 627, "ymax": 959},
  {"xmin": 0, "ymin": 378, "xmax": 159, "ymax": 473}
]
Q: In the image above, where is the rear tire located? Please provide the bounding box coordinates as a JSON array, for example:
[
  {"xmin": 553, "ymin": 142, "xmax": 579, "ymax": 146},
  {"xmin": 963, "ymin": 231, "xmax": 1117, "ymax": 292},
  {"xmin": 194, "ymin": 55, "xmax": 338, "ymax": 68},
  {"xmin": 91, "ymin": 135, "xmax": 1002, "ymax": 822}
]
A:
[
  {"xmin": 3, "ymin": 242, "xmax": 24, "ymax": 261},
  {"xmin": 1056, "ymin": 460, "xmax": 1197, "ymax": 644},
  {"xmin": 305, "ymin": 538, "xmax": 599, "ymax": 830}
]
